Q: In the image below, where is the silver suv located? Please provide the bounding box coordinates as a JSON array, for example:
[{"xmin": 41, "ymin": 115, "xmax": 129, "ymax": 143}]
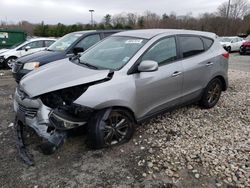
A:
[{"xmin": 14, "ymin": 29, "xmax": 229, "ymax": 155}]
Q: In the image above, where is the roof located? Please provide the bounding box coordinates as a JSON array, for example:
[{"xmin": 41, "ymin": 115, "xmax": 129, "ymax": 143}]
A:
[
  {"xmin": 28, "ymin": 37, "xmax": 56, "ymax": 42},
  {"xmin": 73, "ymin": 30, "xmax": 122, "ymax": 34},
  {"xmin": 114, "ymin": 29, "xmax": 216, "ymax": 39}
]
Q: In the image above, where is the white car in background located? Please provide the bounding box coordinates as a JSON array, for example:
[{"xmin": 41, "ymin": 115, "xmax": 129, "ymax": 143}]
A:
[
  {"xmin": 0, "ymin": 38, "xmax": 56, "ymax": 69},
  {"xmin": 219, "ymin": 36, "xmax": 245, "ymax": 53}
]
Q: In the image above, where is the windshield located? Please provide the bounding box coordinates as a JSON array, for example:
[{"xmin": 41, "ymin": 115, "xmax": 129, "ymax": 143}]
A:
[
  {"xmin": 10, "ymin": 41, "xmax": 25, "ymax": 49},
  {"xmin": 48, "ymin": 33, "xmax": 82, "ymax": 51},
  {"xmin": 246, "ymin": 35, "xmax": 250, "ymax": 40},
  {"xmin": 79, "ymin": 36, "xmax": 147, "ymax": 70},
  {"xmin": 220, "ymin": 37, "xmax": 232, "ymax": 42}
]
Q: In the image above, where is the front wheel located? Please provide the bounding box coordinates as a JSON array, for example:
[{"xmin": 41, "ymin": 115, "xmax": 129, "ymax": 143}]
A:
[
  {"xmin": 87, "ymin": 108, "xmax": 135, "ymax": 149},
  {"xmin": 200, "ymin": 78, "xmax": 223, "ymax": 109},
  {"xmin": 226, "ymin": 46, "xmax": 231, "ymax": 53},
  {"xmin": 5, "ymin": 57, "xmax": 17, "ymax": 69}
]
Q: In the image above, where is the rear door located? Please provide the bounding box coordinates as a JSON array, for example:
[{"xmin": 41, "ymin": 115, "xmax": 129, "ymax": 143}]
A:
[
  {"xmin": 135, "ymin": 36, "xmax": 183, "ymax": 117},
  {"xmin": 178, "ymin": 35, "xmax": 214, "ymax": 102}
]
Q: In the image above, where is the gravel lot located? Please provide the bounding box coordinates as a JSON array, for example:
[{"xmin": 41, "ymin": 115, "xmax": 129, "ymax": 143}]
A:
[{"xmin": 0, "ymin": 54, "xmax": 249, "ymax": 188}]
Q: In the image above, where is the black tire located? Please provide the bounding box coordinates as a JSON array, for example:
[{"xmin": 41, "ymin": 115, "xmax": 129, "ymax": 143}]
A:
[
  {"xmin": 200, "ymin": 78, "xmax": 223, "ymax": 109},
  {"xmin": 239, "ymin": 51, "xmax": 245, "ymax": 55},
  {"xmin": 226, "ymin": 46, "xmax": 231, "ymax": 53},
  {"xmin": 87, "ymin": 108, "xmax": 135, "ymax": 149},
  {"xmin": 4, "ymin": 57, "xmax": 17, "ymax": 69}
]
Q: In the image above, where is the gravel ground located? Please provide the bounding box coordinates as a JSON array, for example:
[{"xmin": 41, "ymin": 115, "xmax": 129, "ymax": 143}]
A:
[{"xmin": 0, "ymin": 57, "xmax": 249, "ymax": 187}]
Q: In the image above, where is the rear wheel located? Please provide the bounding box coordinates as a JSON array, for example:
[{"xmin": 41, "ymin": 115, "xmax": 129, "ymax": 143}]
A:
[
  {"xmin": 88, "ymin": 108, "xmax": 135, "ymax": 149},
  {"xmin": 200, "ymin": 78, "xmax": 223, "ymax": 109}
]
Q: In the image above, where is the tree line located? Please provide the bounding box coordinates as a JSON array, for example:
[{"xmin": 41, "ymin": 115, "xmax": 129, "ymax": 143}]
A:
[{"xmin": 1, "ymin": 0, "xmax": 250, "ymax": 37}]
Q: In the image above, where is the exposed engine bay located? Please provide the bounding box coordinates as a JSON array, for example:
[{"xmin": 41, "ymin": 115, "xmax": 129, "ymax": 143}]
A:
[{"xmin": 15, "ymin": 72, "xmax": 114, "ymax": 165}]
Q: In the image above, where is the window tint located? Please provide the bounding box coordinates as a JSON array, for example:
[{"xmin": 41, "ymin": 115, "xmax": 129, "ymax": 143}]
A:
[
  {"xmin": 142, "ymin": 37, "xmax": 177, "ymax": 65},
  {"xmin": 45, "ymin": 40, "xmax": 55, "ymax": 47},
  {"xmin": 21, "ymin": 41, "xmax": 44, "ymax": 50},
  {"xmin": 202, "ymin": 37, "xmax": 213, "ymax": 50},
  {"xmin": 76, "ymin": 34, "xmax": 101, "ymax": 50},
  {"xmin": 179, "ymin": 36, "xmax": 205, "ymax": 58}
]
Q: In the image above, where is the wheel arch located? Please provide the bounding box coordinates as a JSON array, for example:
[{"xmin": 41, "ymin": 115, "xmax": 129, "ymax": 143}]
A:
[
  {"xmin": 6, "ymin": 56, "xmax": 18, "ymax": 60},
  {"xmin": 211, "ymin": 75, "xmax": 227, "ymax": 91}
]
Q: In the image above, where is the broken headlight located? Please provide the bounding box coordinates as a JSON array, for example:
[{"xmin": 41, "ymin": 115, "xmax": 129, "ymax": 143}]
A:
[
  {"xmin": 49, "ymin": 104, "xmax": 94, "ymax": 130},
  {"xmin": 40, "ymin": 85, "xmax": 88, "ymax": 109}
]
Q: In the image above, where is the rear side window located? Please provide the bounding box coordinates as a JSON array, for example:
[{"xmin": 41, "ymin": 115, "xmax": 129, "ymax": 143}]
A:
[
  {"xmin": 202, "ymin": 37, "xmax": 213, "ymax": 50},
  {"xmin": 179, "ymin": 36, "xmax": 204, "ymax": 58}
]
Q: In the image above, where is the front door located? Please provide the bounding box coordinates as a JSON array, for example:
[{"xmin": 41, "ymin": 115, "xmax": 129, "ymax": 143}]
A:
[
  {"xmin": 19, "ymin": 40, "xmax": 45, "ymax": 57},
  {"xmin": 135, "ymin": 36, "xmax": 183, "ymax": 118}
]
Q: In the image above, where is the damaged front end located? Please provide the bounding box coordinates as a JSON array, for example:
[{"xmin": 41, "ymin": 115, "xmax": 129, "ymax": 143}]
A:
[{"xmin": 14, "ymin": 72, "xmax": 114, "ymax": 165}]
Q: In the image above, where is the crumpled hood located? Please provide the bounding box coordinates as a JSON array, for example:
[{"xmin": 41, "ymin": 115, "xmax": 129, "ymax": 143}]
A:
[{"xmin": 20, "ymin": 58, "xmax": 110, "ymax": 98}]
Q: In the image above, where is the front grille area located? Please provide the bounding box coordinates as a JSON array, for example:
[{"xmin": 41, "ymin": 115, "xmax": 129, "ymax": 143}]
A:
[
  {"xmin": 12, "ymin": 62, "xmax": 23, "ymax": 73},
  {"xmin": 18, "ymin": 103, "xmax": 38, "ymax": 118}
]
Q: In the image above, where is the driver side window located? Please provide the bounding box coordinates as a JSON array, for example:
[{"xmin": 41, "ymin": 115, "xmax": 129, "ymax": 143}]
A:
[
  {"xmin": 76, "ymin": 34, "xmax": 101, "ymax": 50},
  {"xmin": 141, "ymin": 37, "xmax": 177, "ymax": 65}
]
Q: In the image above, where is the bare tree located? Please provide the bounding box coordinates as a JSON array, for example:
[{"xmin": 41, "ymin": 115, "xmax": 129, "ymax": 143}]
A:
[{"xmin": 218, "ymin": 0, "xmax": 249, "ymax": 19}]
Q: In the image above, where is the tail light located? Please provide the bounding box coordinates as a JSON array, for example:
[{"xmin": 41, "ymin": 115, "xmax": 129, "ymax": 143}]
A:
[{"xmin": 222, "ymin": 52, "xmax": 229, "ymax": 59}]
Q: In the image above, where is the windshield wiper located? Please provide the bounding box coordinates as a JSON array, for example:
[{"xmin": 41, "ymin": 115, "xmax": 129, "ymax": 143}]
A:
[{"xmin": 78, "ymin": 59, "xmax": 98, "ymax": 70}]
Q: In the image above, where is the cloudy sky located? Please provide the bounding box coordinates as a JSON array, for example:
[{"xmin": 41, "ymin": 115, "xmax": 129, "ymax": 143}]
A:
[{"xmin": 1, "ymin": 0, "xmax": 227, "ymax": 24}]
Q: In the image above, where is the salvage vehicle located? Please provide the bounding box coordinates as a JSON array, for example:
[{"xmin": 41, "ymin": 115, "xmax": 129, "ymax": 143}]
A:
[
  {"xmin": 0, "ymin": 38, "xmax": 55, "ymax": 69},
  {"xmin": 239, "ymin": 35, "xmax": 250, "ymax": 55},
  {"xmin": 12, "ymin": 30, "xmax": 120, "ymax": 82},
  {"xmin": 14, "ymin": 29, "xmax": 229, "ymax": 165},
  {"xmin": 219, "ymin": 36, "xmax": 245, "ymax": 53}
]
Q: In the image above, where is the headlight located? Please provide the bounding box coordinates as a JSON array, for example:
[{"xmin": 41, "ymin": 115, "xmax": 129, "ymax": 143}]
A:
[{"xmin": 23, "ymin": 62, "xmax": 40, "ymax": 70}]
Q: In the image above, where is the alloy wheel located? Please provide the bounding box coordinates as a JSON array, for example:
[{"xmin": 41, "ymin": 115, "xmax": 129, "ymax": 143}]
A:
[
  {"xmin": 207, "ymin": 82, "xmax": 221, "ymax": 105},
  {"xmin": 7, "ymin": 58, "xmax": 16, "ymax": 69},
  {"xmin": 103, "ymin": 111, "xmax": 130, "ymax": 146}
]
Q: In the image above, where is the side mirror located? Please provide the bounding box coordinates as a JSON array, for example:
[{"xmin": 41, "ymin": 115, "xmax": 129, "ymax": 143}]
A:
[
  {"xmin": 73, "ymin": 47, "xmax": 84, "ymax": 55},
  {"xmin": 25, "ymin": 46, "xmax": 31, "ymax": 51},
  {"xmin": 138, "ymin": 60, "xmax": 158, "ymax": 72}
]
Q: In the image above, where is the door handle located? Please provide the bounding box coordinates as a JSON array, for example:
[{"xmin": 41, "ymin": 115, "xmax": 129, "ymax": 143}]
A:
[
  {"xmin": 206, "ymin": 62, "xmax": 214, "ymax": 66},
  {"xmin": 172, "ymin": 71, "xmax": 182, "ymax": 77}
]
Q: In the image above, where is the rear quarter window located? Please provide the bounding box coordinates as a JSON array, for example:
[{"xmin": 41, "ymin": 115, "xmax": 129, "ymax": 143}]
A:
[
  {"xmin": 179, "ymin": 36, "xmax": 205, "ymax": 58},
  {"xmin": 202, "ymin": 37, "xmax": 214, "ymax": 50}
]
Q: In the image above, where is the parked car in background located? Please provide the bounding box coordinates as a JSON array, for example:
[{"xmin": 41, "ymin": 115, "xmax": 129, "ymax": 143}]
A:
[
  {"xmin": 12, "ymin": 30, "xmax": 121, "ymax": 83},
  {"xmin": 14, "ymin": 29, "xmax": 229, "ymax": 155},
  {"xmin": 240, "ymin": 35, "xmax": 250, "ymax": 55},
  {"xmin": 219, "ymin": 36, "xmax": 245, "ymax": 52},
  {"xmin": 0, "ymin": 38, "xmax": 56, "ymax": 69}
]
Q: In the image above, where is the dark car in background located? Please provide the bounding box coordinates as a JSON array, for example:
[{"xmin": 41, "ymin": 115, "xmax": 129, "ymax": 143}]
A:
[
  {"xmin": 240, "ymin": 35, "xmax": 250, "ymax": 55},
  {"xmin": 12, "ymin": 30, "xmax": 121, "ymax": 82}
]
